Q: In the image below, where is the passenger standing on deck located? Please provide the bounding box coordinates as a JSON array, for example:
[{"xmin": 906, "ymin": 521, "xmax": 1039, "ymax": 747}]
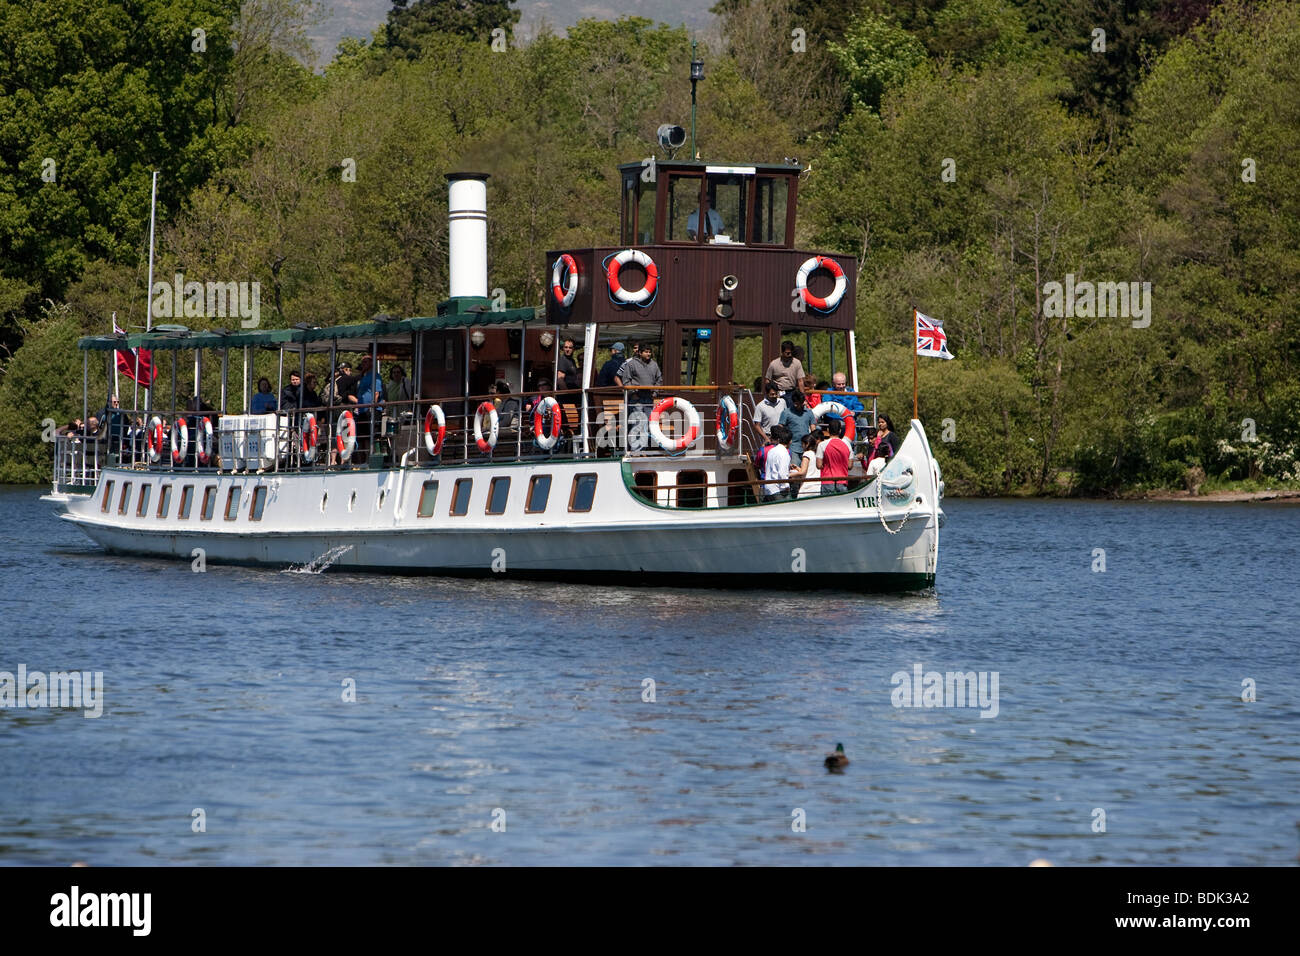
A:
[
  {"xmin": 762, "ymin": 425, "xmax": 793, "ymax": 502},
  {"xmin": 556, "ymin": 339, "xmax": 581, "ymax": 393},
  {"xmin": 615, "ymin": 343, "xmax": 662, "ymax": 449},
  {"xmin": 790, "ymin": 432, "xmax": 821, "ymax": 496},
  {"xmin": 753, "ymin": 383, "xmax": 786, "ymax": 443},
  {"xmin": 764, "ymin": 341, "xmax": 805, "ymax": 399},
  {"xmin": 817, "ymin": 417, "xmax": 853, "ymax": 494},
  {"xmin": 596, "ymin": 342, "xmax": 625, "ymax": 388},
  {"xmin": 861, "ymin": 414, "xmax": 899, "ymax": 475},
  {"xmin": 280, "ymin": 371, "xmax": 303, "ymax": 412},
  {"xmin": 778, "ymin": 390, "xmax": 817, "ymax": 455}
]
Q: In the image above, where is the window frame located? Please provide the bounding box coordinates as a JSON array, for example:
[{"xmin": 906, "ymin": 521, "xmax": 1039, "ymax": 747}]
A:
[
  {"xmin": 486, "ymin": 476, "xmax": 511, "ymax": 516},
  {"xmin": 178, "ymin": 485, "xmax": 194, "ymax": 519},
  {"xmin": 157, "ymin": 484, "xmax": 173, "ymax": 518},
  {"xmin": 417, "ymin": 480, "xmax": 440, "ymax": 518},
  {"xmin": 200, "ymin": 485, "xmax": 217, "ymax": 521},
  {"xmin": 568, "ymin": 473, "xmax": 598, "ymax": 512},
  {"xmin": 450, "ymin": 478, "xmax": 472, "ymax": 516},
  {"xmin": 224, "ymin": 486, "xmax": 241, "ymax": 520},
  {"xmin": 250, "ymin": 485, "xmax": 268, "ymax": 521},
  {"xmin": 525, "ymin": 474, "xmax": 552, "ymax": 514}
]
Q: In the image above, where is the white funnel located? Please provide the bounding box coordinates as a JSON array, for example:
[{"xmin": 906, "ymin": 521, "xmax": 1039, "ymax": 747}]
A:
[{"xmin": 446, "ymin": 173, "xmax": 489, "ymax": 299}]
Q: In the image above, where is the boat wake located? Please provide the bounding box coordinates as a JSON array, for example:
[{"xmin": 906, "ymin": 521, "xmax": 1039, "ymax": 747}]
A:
[{"xmin": 283, "ymin": 544, "xmax": 353, "ymax": 575}]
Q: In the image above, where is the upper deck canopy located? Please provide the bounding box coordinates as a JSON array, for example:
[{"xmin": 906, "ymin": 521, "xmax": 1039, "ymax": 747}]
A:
[
  {"xmin": 617, "ymin": 160, "xmax": 801, "ymax": 248},
  {"xmin": 77, "ymin": 298, "xmax": 540, "ymax": 353}
]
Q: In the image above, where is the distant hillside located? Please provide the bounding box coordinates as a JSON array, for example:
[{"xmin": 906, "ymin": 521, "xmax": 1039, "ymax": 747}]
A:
[{"xmin": 310, "ymin": 0, "xmax": 714, "ymax": 61}]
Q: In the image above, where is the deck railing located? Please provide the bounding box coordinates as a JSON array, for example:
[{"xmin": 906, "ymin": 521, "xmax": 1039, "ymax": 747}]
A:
[{"xmin": 49, "ymin": 386, "xmax": 882, "ymax": 492}]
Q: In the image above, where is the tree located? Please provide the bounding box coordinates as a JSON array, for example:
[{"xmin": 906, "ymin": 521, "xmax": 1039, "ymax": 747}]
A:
[{"xmin": 385, "ymin": 0, "xmax": 520, "ymax": 58}]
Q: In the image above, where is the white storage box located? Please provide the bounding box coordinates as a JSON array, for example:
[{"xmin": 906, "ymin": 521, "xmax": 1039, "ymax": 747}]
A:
[
  {"xmin": 219, "ymin": 415, "xmax": 247, "ymax": 470},
  {"xmin": 244, "ymin": 414, "xmax": 289, "ymax": 470}
]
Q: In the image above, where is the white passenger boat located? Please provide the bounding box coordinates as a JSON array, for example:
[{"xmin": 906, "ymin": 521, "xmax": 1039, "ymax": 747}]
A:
[{"xmin": 46, "ymin": 164, "xmax": 943, "ymax": 589}]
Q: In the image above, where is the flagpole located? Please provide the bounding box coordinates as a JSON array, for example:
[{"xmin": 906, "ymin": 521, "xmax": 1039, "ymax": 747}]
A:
[
  {"xmin": 144, "ymin": 170, "xmax": 158, "ymax": 414},
  {"xmin": 912, "ymin": 308, "xmax": 919, "ymax": 421},
  {"xmin": 111, "ymin": 312, "xmax": 121, "ymax": 400}
]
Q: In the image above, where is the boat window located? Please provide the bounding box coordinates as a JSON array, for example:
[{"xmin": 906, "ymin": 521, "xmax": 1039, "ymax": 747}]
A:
[
  {"xmin": 201, "ymin": 486, "xmax": 217, "ymax": 520},
  {"xmin": 622, "ymin": 173, "xmax": 637, "ymax": 245},
  {"xmin": 569, "ymin": 473, "xmax": 598, "ymax": 512},
  {"xmin": 704, "ymin": 173, "xmax": 747, "ymax": 243},
  {"xmin": 117, "ymin": 482, "xmax": 132, "ymax": 515},
  {"xmin": 157, "ymin": 484, "xmax": 173, "ymax": 518},
  {"xmin": 730, "ymin": 325, "xmax": 767, "ymax": 390},
  {"xmin": 752, "ymin": 176, "xmax": 789, "ymax": 245},
  {"xmin": 680, "ymin": 326, "xmax": 714, "ymax": 386},
  {"xmin": 179, "ymin": 485, "xmax": 194, "ymax": 519},
  {"xmin": 250, "ymin": 486, "xmax": 268, "ymax": 521},
  {"xmin": 783, "ymin": 327, "xmax": 850, "ymax": 385},
  {"xmin": 450, "ymin": 478, "xmax": 472, "ymax": 516},
  {"xmin": 225, "ymin": 487, "xmax": 241, "ymax": 520},
  {"xmin": 665, "ymin": 173, "xmax": 703, "ymax": 242},
  {"xmin": 417, "ymin": 480, "xmax": 439, "ymax": 518},
  {"xmin": 633, "ymin": 471, "xmax": 656, "ymax": 503},
  {"xmin": 101, "ymin": 480, "xmax": 114, "ymax": 513},
  {"xmin": 136, "ymin": 484, "xmax": 151, "ymax": 517},
  {"xmin": 728, "ymin": 468, "xmax": 755, "ymax": 506},
  {"xmin": 636, "ymin": 174, "xmax": 657, "ymax": 245},
  {"xmin": 487, "ymin": 476, "xmax": 510, "ymax": 515},
  {"xmin": 676, "ymin": 470, "xmax": 707, "ymax": 509},
  {"xmin": 526, "ymin": 475, "xmax": 551, "ymax": 513}
]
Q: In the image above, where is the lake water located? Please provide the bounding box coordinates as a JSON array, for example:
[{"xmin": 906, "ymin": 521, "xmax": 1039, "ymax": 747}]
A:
[{"xmin": 1, "ymin": 487, "xmax": 1296, "ymax": 865}]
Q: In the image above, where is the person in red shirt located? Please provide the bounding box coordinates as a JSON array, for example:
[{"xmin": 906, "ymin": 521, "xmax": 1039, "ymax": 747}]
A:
[{"xmin": 816, "ymin": 417, "xmax": 853, "ymax": 494}]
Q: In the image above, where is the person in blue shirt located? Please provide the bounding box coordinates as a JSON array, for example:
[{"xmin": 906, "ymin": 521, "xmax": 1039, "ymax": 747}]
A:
[
  {"xmin": 821, "ymin": 373, "xmax": 864, "ymax": 412},
  {"xmin": 250, "ymin": 377, "xmax": 277, "ymax": 414},
  {"xmin": 778, "ymin": 390, "xmax": 817, "ymax": 454},
  {"xmin": 355, "ymin": 356, "xmax": 385, "ymax": 407}
]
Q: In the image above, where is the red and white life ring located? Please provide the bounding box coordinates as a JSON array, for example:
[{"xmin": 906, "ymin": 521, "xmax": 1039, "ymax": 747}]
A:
[
  {"xmin": 716, "ymin": 395, "xmax": 739, "ymax": 450},
  {"xmin": 795, "ymin": 255, "xmax": 847, "ymax": 311},
  {"xmin": 811, "ymin": 401, "xmax": 856, "ymax": 441},
  {"xmin": 423, "ymin": 405, "xmax": 446, "ymax": 456},
  {"xmin": 196, "ymin": 416, "xmax": 214, "ymax": 465},
  {"xmin": 551, "ymin": 253, "xmax": 578, "ymax": 308},
  {"xmin": 335, "ymin": 410, "xmax": 356, "ymax": 462},
  {"xmin": 473, "ymin": 401, "xmax": 499, "ymax": 453},
  {"xmin": 170, "ymin": 417, "xmax": 189, "ymax": 464},
  {"xmin": 145, "ymin": 415, "xmax": 164, "ymax": 463},
  {"xmin": 301, "ymin": 412, "xmax": 319, "ymax": 462},
  {"xmin": 649, "ymin": 396, "xmax": 701, "ymax": 454},
  {"xmin": 532, "ymin": 395, "xmax": 562, "ymax": 451},
  {"xmin": 606, "ymin": 249, "xmax": 658, "ymax": 306}
]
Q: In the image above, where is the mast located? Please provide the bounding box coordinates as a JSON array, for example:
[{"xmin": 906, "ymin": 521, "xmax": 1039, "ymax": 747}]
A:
[{"xmin": 144, "ymin": 170, "xmax": 158, "ymax": 414}]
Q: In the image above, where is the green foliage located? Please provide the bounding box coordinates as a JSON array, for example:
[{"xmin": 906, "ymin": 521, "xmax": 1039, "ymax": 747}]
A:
[
  {"xmin": 828, "ymin": 12, "xmax": 928, "ymax": 112},
  {"xmin": 385, "ymin": 0, "xmax": 520, "ymax": 57}
]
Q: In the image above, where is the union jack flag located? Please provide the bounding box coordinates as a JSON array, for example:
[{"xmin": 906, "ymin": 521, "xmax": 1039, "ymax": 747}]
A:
[{"xmin": 916, "ymin": 312, "xmax": 954, "ymax": 360}]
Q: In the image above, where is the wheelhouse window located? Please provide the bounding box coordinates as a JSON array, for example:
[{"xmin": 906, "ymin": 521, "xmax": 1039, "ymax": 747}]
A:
[
  {"xmin": 704, "ymin": 172, "xmax": 747, "ymax": 243},
  {"xmin": 665, "ymin": 173, "xmax": 703, "ymax": 242},
  {"xmin": 157, "ymin": 484, "xmax": 173, "ymax": 518},
  {"xmin": 569, "ymin": 473, "xmax": 598, "ymax": 512},
  {"xmin": 250, "ymin": 486, "xmax": 268, "ymax": 521},
  {"xmin": 633, "ymin": 471, "xmax": 656, "ymax": 503},
  {"xmin": 450, "ymin": 478, "xmax": 472, "ymax": 516},
  {"xmin": 136, "ymin": 484, "xmax": 151, "ymax": 517},
  {"xmin": 486, "ymin": 476, "xmax": 510, "ymax": 515},
  {"xmin": 201, "ymin": 485, "xmax": 217, "ymax": 521},
  {"xmin": 417, "ymin": 480, "xmax": 439, "ymax": 518},
  {"xmin": 526, "ymin": 475, "xmax": 551, "ymax": 513},
  {"xmin": 224, "ymin": 487, "xmax": 241, "ymax": 520},
  {"xmin": 101, "ymin": 480, "xmax": 114, "ymax": 513},
  {"xmin": 752, "ymin": 175, "xmax": 790, "ymax": 244},
  {"xmin": 179, "ymin": 485, "xmax": 194, "ymax": 519},
  {"xmin": 118, "ymin": 482, "xmax": 132, "ymax": 515},
  {"xmin": 622, "ymin": 172, "xmax": 637, "ymax": 245}
]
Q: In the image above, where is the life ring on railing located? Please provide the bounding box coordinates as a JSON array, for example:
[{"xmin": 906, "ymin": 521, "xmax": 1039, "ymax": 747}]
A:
[
  {"xmin": 196, "ymin": 416, "xmax": 214, "ymax": 464},
  {"xmin": 473, "ymin": 401, "xmax": 499, "ymax": 453},
  {"xmin": 146, "ymin": 415, "xmax": 165, "ymax": 463},
  {"xmin": 811, "ymin": 401, "xmax": 856, "ymax": 441},
  {"xmin": 649, "ymin": 397, "xmax": 701, "ymax": 454},
  {"xmin": 795, "ymin": 255, "xmax": 847, "ymax": 311},
  {"xmin": 606, "ymin": 249, "xmax": 658, "ymax": 305},
  {"xmin": 423, "ymin": 405, "xmax": 446, "ymax": 456},
  {"xmin": 335, "ymin": 410, "xmax": 356, "ymax": 462},
  {"xmin": 301, "ymin": 412, "xmax": 319, "ymax": 462},
  {"xmin": 716, "ymin": 395, "xmax": 739, "ymax": 450},
  {"xmin": 170, "ymin": 417, "xmax": 189, "ymax": 464},
  {"xmin": 532, "ymin": 396, "xmax": 562, "ymax": 451},
  {"xmin": 551, "ymin": 254, "xmax": 578, "ymax": 308}
]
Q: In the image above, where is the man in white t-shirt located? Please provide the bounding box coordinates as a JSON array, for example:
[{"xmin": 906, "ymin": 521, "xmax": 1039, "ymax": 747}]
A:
[
  {"xmin": 753, "ymin": 383, "xmax": 786, "ymax": 442},
  {"xmin": 763, "ymin": 425, "xmax": 793, "ymax": 502}
]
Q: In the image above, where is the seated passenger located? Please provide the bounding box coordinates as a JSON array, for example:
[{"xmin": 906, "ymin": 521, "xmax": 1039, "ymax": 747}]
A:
[
  {"xmin": 280, "ymin": 372, "xmax": 303, "ymax": 412},
  {"xmin": 802, "ymin": 376, "xmax": 821, "ymax": 408},
  {"xmin": 300, "ymin": 373, "xmax": 323, "ymax": 410},
  {"xmin": 762, "ymin": 424, "xmax": 793, "ymax": 502},
  {"xmin": 494, "ymin": 380, "xmax": 521, "ymax": 429},
  {"xmin": 821, "ymin": 374, "xmax": 864, "ymax": 412},
  {"xmin": 250, "ymin": 377, "xmax": 277, "ymax": 414}
]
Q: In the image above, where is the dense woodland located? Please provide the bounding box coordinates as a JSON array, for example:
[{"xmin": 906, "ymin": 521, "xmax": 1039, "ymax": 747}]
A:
[{"xmin": 1, "ymin": 0, "xmax": 1297, "ymax": 494}]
